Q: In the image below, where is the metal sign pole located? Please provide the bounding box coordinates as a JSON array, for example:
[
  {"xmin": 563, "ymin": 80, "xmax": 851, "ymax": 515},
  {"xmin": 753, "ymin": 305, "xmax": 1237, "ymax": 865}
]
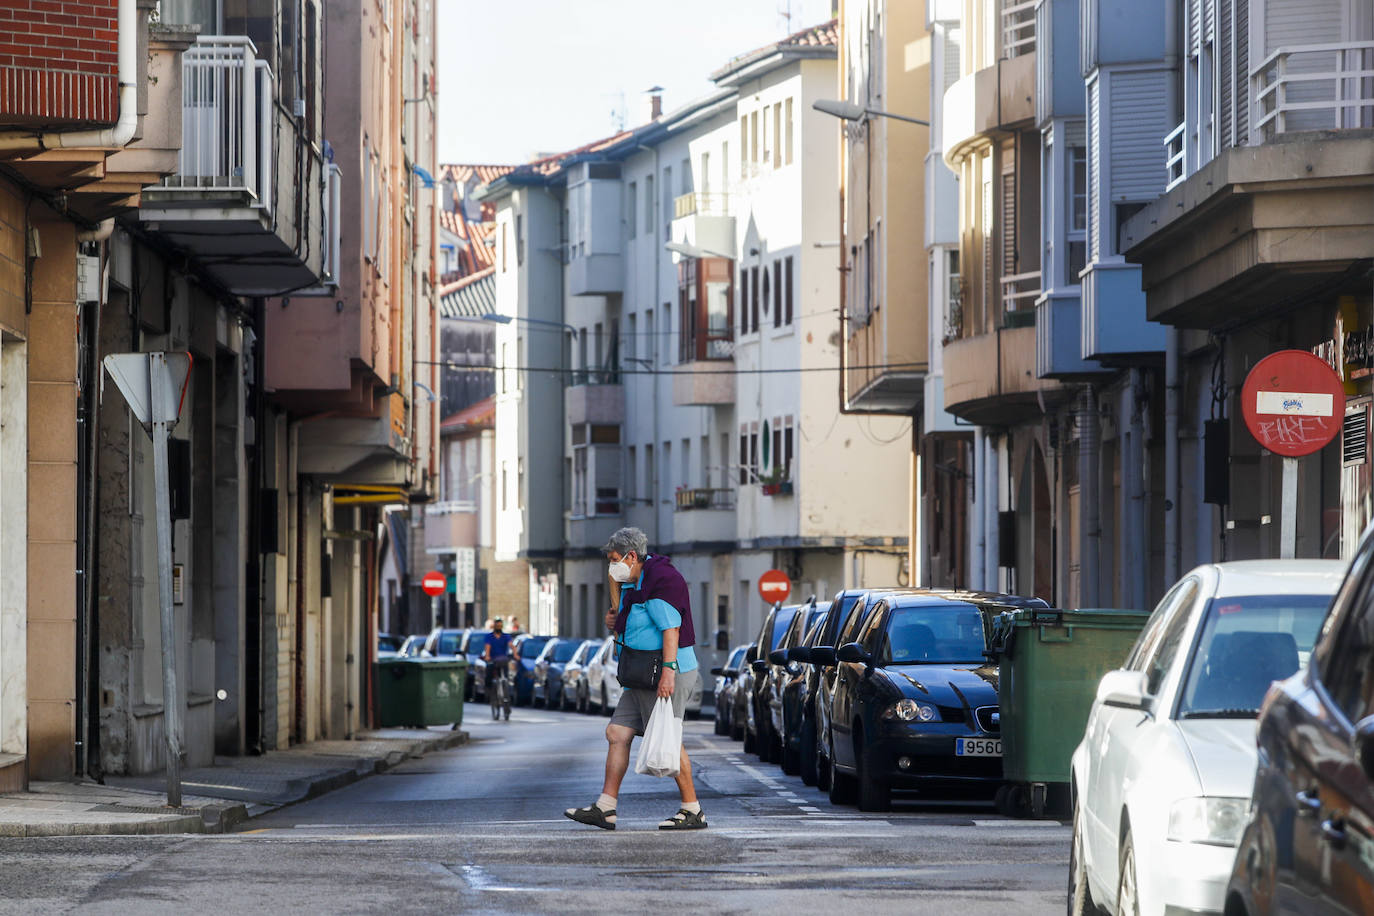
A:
[
  {"xmin": 149, "ymin": 356, "xmax": 182, "ymax": 808},
  {"xmin": 1280, "ymin": 456, "xmax": 1298, "ymax": 560}
]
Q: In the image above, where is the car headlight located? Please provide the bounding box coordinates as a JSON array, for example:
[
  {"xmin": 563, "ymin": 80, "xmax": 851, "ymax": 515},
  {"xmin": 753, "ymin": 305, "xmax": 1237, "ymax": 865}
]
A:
[
  {"xmin": 1167, "ymin": 797, "xmax": 1248, "ymax": 847},
  {"xmin": 882, "ymin": 699, "xmax": 938, "ymax": 722}
]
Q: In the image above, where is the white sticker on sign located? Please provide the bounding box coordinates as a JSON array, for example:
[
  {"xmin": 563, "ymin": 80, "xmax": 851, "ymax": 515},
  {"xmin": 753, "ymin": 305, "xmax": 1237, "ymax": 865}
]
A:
[{"xmin": 1255, "ymin": 391, "xmax": 1334, "ymax": 417}]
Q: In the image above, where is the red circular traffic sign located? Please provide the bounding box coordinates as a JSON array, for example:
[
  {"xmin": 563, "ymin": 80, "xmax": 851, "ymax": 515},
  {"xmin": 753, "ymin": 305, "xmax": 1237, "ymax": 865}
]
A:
[
  {"xmin": 421, "ymin": 571, "xmax": 447, "ymax": 597},
  {"xmin": 758, "ymin": 569, "xmax": 791, "ymax": 604},
  {"xmin": 1240, "ymin": 349, "xmax": 1345, "ymax": 457}
]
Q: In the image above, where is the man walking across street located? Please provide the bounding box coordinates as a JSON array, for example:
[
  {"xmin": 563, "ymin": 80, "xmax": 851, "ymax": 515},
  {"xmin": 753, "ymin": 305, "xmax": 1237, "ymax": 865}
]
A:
[{"xmin": 564, "ymin": 527, "xmax": 706, "ymax": 831}]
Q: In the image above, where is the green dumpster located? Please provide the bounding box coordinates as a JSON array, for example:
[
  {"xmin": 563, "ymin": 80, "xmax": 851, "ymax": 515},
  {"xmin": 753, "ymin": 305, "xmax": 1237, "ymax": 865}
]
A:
[
  {"xmin": 988, "ymin": 607, "xmax": 1150, "ymax": 818},
  {"xmin": 374, "ymin": 657, "xmax": 467, "ymax": 728}
]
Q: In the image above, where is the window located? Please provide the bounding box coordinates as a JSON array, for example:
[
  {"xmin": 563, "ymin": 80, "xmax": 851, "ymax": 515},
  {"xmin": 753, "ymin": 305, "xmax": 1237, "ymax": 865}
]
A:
[
  {"xmin": 662, "ymin": 303, "xmax": 672, "ymax": 365},
  {"xmin": 661, "ymin": 441, "xmax": 672, "ymax": 502},
  {"xmin": 681, "ymin": 437, "xmax": 691, "ymax": 488},
  {"xmin": 700, "ymin": 151, "xmax": 710, "ymax": 196},
  {"xmin": 773, "ymin": 102, "xmax": 782, "ymax": 168},
  {"xmin": 626, "ymin": 312, "xmax": 636, "ymax": 360},
  {"xmin": 1321, "ymin": 570, "xmax": 1374, "ymax": 723},
  {"xmin": 572, "ymin": 444, "xmax": 587, "ymax": 516},
  {"xmin": 750, "ymin": 267, "xmax": 760, "ymax": 333},
  {"xmin": 761, "ymin": 268, "xmax": 770, "ymax": 321},
  {"xmin": 739, "ymin": 117, "xmax": 747, "ymax": 170},
  {"xmin": 1067, "ymin": 145, "xmax": 1086, "ymax": 281},
  {"xmin": 644, "ymin": 444, "xmax": 654, "ymax": 501},
  {"xmin": 784, "ymin": 256, "xmax": 794, "ymax": 324},
  {"xmin": 516, "ymin": 214, "xmax": 524, "ymax": 265},
  {"xmin": 783, "ymin": 417, "xmax": 794, "ymax": 477},
  {"xmin": 738, "ymin": 428, "xmax": 748, "ymax": 486},
  {"xmin": 772, "ymin": 260, "xmax": 782, "ymax": 328},
  {"xmin": 645, "ymin": 173, "xmax": 654, "ymax": 228},
  {"xmin": 680, "ymin": 158, "xmax": 690, "ymax": 195},
  {"xmin": 750, "ymin": 111, "xmax": 759, "ymax": 163},
  {"xmin": 785, "ymin": 98, "xmax": 794, "ymax": 164},
  {"xmin": 627, "ymin": 181, "xmax": 637, "ymax": 238},
  {"xmin": 749, "ymin": 423, "xmax": 759, "ymax": 482},
  {"xmin": 627, "ymin": 446, "xmax": 637, "ymax": 502},
  {"xmin": 1125, "ymin": 576, "xmax": 1200, "ymax": 695},
  {"xmin": 662, "ymin": 166, "xmax": 672, "ymax": 239},
  {"xmin": 771, "ymin": 420, "xmax": 781, "ymax": 474},
  {"xmin": 739, "ymin": 267, "xmax": 750, "ymax": 336}
]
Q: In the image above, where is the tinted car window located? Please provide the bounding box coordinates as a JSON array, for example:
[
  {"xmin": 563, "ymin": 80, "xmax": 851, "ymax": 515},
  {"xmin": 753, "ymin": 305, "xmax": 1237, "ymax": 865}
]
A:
[
  {"xmin": 1144, "ymin": 579, "xmax": 1200, "ymax": 696},
  {"xmin": 1178, "ymin": 595, "xmax": 1330, "ymax": 717},
  {"xmin": 727, "ymin": 647, "xmax": 746, "ymax": 668},
  {"xmin": 519, "ymin": 638, "xmax": 550, "ymax": 659},
  {"xmin": 1321, "ymin": 576, "xmax": 1374, "ymax": 723},
  {"xmin": 1127, "ymin": 577, "xmax": 1197, "ymax": 671},
  {"xmin": 437, "ymin": 632, "xmax": 460, "ymax": 655},
  {"xmin": 553, "ymin": 641, "xmax": 581, "ymax": 663},
  {"xmin": 838, "ymin": 596, "xmax": 875, "ymax": 646},
  {"xmin": 883, "ymin": 604, "xmax": 987, "ymax": 664},
  {"xmin": 463, "ymin": 633, "xmax": 489, "ymax": 655}
]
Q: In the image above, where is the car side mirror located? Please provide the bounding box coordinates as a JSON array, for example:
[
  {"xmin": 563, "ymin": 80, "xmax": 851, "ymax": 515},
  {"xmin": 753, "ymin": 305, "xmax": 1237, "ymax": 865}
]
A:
[
  {"xmin": 710, "ymin": 666, "xmax": 724, "ymax": 676},
  {"xmin": 1098, "ymin": 669, "xmax": 1149, "ymax": 710},
  {"xmin": 836, "ymin": 643, "xmax": 871, "ymax": 665},
  {"xmin": 809, "ymin": 646, "xmax": 837, "ymax": 667},
  {"xmin": 768, "ymin": 649, "xmax": 788, "ymax": 666},
  {"xmin": 722, "ymin": 667, "xmax": 738, "ymax": 678},
  {"xmin": 1355, "ymin": 716, "xmax": 1374, "ymax": 782},
  {"xmin": 787, "ymin": 647, "xmax": 812, "ymax": 664},
  {"xmin": 751, "ymin": 659, "xmax": 768, "ymax": 673}
]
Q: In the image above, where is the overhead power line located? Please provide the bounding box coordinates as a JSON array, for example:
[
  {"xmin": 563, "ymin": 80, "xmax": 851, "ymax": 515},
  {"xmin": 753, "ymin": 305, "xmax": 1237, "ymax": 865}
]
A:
[{"xmin": 414, "ymin": 360, "xmax": 927, "ymax": 376}]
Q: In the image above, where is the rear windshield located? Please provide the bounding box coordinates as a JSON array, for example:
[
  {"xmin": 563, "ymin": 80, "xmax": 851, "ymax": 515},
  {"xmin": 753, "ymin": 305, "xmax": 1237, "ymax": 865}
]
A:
[
  {"xmin": 885, "ymin": 605, "xmax": 987, "ymax": 664},
  {"xmin": 1178, "ymin": 595, "xmax": 1330, "ymax": 719},
  {"xmin": 463, "ymin": 633, "xmax": 488, "ymax": 655},
  {"xmin": 553, "ymin": 641, "xmax": 581, "ymax": 663},
  {"xmin": 519, "ymin": 638, "xmax": 550, "ymax": 659},
  {"xmin": 437, "ymin": 632, "xmax": 461, "ymax": 655}
]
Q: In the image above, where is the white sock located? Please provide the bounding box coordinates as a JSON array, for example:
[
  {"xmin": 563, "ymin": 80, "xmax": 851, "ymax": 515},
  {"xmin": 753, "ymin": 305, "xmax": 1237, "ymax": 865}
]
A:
[
  {"xmin": 596, "ymin": 794, "xmax": 617, "ymax": 812},
  {"xmin": 681, "ymin": 801, "xmax": 701, "ymax": 814}
]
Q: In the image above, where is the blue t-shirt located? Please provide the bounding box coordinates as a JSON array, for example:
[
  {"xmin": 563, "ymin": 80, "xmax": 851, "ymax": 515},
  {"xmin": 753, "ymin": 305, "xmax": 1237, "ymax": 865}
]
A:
[
  {"xmin": 618, "ymin": 573, "xmax": 698, "ymax": 673},
  {"xmin": 487, "ymin": 632, "xmax": 513, "ymax": 662}
]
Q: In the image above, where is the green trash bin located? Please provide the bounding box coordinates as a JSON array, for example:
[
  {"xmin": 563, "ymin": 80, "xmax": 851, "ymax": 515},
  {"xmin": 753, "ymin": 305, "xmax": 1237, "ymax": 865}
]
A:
[
  {"xmin": 988, "ymin": 607, "xmax": 1151, "ymax": 818},
  {"xmin": 374, "ymin": 657, "xmax": 467, "ymax": 729}
]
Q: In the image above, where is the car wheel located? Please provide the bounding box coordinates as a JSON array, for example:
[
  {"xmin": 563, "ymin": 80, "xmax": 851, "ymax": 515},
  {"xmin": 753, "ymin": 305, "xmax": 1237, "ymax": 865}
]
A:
[
  {"xmin": 714, "ymin": 709, "xmax": 729, "ymax": 735},
  {"xmin": 1116, "ymin": 829, "xmax": 1139, "ymax": 916},
  {"xmin": 855, "ymin": 731, "xmax": 890, "ymax": 812},
  {"xmin": 828, "ymin": 759, "xmax": 857, "ymax": 806},
  {"xmin": 1068, "ymin": 797, "xmax": 1097, "ymax": 916},
  {"xmin": 731, "ymin": 714, "xmax": 745, "ymax": 742},
  {"xmin": 743, "ymin": 725, "xmax": 756, "ymax": 754}
]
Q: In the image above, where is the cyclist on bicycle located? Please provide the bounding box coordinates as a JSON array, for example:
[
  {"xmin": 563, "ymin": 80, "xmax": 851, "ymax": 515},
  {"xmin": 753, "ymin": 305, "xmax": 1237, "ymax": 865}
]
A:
[{"xmin": 483, "ymin": 618, "xmax": 514, "ymax": 696}]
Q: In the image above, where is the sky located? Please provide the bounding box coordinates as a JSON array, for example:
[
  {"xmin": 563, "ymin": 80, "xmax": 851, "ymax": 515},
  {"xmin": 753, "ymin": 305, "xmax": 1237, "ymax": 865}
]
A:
[{"xmin": 437, "ymin": 0, "xmax": 835, "ymax": 165}]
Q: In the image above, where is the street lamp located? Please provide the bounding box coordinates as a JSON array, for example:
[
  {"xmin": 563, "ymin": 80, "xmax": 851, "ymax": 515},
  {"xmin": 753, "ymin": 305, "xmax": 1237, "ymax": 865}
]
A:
[
  {"xmin": 479, "ymin": 312, "xmax": 578, "ymax": 334},
  {"xmin": 812, "ymin": 98, "xmax": 930, "ymax": 127}
]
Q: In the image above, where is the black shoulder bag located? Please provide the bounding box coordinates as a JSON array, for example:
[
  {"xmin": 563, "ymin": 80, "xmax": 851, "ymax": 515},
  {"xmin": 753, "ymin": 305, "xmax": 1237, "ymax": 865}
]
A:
[{"xmin": 615, "ymin": 639, "xmax": 662, "ymax": 691}]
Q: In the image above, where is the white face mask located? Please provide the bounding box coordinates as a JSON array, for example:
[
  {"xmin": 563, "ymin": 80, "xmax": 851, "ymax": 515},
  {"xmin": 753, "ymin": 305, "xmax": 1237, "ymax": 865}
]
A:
[{"xmin": 608, "ymin": 558, "xmax": 635, "ymax": 583}]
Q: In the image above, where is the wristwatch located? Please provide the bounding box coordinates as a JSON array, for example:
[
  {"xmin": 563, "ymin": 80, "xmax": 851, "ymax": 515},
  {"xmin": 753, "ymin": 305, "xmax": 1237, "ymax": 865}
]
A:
[{"xmin": 663, "ymin": 660, "xmax": 680, "ymax": 671}]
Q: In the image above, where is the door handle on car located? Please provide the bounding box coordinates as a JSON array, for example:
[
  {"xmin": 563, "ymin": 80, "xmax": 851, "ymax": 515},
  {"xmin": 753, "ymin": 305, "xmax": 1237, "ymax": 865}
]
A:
[
  {"xmin": 1295, "ymin": 789, "xmax": 1323, "ymax": 817},
  {"xmin": 1320, "ymin": 818, "xmax": 1348, "ymax": 849}
]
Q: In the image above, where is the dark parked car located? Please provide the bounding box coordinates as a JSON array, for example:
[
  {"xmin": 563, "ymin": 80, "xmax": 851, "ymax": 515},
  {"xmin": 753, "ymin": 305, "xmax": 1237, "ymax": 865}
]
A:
[
  {"xmin": 421, "ymin": 627, "xmax": 467, "ymax": 658},
  {"xmin": 768, "ymin": 599, "xmax": 831, "ymax": 774},
  {"xmin": 747, "ymin": 602, "xmax": 802, "ymax": 760},
  {"xmin": 1225, "ymin": 532, "xmax": 1374, "ymax": 916},
  {"xmin": 561, "ymin": 638, "xmax": 603, "ymax": 712},
  {"xmin": 814, "ymin": 588, "xmax": 919, "ymax": 790},
  {"xmin": 511, "ymin": 634, "xmax": 553, "ymax": 706},
  {"xmin": 826, "ymin": 591, "xmax": 1016, "ymax": 811},
  {"xmin": 532, "ymin": 638, "xmax": 585, "ymax": 709},
  {"xmin": 711, "ymin": 645, "xmax": 749, "ymax": 736},
  {"xmin": 732, "ymin": 643, "xmax": 758, "ymax": 741},
  {"xmin": 377, "ymin": 632, "xmax": 404, "ymax": 658}
]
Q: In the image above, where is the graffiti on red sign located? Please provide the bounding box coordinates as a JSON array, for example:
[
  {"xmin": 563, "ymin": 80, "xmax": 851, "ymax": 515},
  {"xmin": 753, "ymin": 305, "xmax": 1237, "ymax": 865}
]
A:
[{"xmin": 1255, "ymin": 415, "xmax": 1327, "ymax": 449}]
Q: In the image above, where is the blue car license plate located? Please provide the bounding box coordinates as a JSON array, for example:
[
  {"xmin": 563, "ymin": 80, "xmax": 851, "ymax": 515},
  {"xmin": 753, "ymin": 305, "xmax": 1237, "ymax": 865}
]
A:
[{"xmin": 955, "ymin": 738, "xmax": 1002, "ymax": 757}]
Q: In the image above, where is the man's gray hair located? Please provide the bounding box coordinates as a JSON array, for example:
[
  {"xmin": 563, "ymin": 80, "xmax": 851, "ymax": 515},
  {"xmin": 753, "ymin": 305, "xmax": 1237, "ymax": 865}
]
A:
[{"xmin": 603, "ymin": 526, "xmax": 648, "ymax": 558}]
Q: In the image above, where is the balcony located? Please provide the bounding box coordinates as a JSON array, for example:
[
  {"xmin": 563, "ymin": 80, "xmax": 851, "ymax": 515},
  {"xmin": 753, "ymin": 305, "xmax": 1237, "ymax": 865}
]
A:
[
  {"xmin": 1001, "ymin": 271, "xmax": 1041, "ymax": 328},
  {"xmin": 942, "ymin": 51, "xmax": 1036, "ymax": 164},
  {"xmin": 671, "ymin": 488, "xmax": 736, "ymax": 546},
  {"xmin": 1080, "ymin": 260, "xmax": 1165, "ymax": 361},
  {"xmin": 139, "ymin": 36, "xmax": 326, "ymax": 296},
  {"xmin": 943, "ymin": 325, "xmax": 1070, "ymax": 425},
  {"xmin": 1252, "ymin": 41, "xmax": 1374, "ymax": 141},
  {"xmin": 1035, "ymin": 290, "xmax": 1107, "ymax": 379},
  {"xmin": 566, "ymin": 378, "xmax": 624, "ymax": 426},
  {"xmin": 670, "ymin": 192, "xmax": 735, "ymax": 260}
]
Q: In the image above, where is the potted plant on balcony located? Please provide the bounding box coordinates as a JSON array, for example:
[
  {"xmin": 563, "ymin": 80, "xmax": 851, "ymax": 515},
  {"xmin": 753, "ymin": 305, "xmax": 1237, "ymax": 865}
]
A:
[
  {"xmin": 759, "ymin": 467, "xmax": 792, "ymax": 496},
  {"xmin": 692, "ymin": 489, "xmax": 712, "ymax": 509}
]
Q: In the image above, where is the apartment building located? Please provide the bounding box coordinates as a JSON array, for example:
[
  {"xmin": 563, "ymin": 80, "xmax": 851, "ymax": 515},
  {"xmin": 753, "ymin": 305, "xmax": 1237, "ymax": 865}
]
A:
[
  {"xmin": 1123, "ymin": 0, "xmax": 1374, "ymax": 562},
  {"xmin": 481, "ymin": 20, "xmax": 911, "ymax": 662}
]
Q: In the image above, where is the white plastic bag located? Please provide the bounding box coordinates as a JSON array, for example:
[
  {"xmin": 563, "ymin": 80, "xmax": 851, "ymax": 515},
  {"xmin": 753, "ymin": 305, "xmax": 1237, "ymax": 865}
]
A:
[{"xmin": 634, "ymin": 697, "xmax": 683, "ymax": 778}]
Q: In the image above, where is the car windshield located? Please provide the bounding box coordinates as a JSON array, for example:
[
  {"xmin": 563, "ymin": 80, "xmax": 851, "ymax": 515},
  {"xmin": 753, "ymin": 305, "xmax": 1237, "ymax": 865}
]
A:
[
  {"xmin": 520, "ymin": 638, "xmax": 550, "ymax": 659},
  {"xmin": 1177, "ymin": 594, "xmax": 1331, "ymax": 719},
  {"xmin": 885, "ymin": 605, "xmax": 987, "ymax": 664},
  {"xmin": 464, "ymin": 633, "xmax": 488, "ymax": 655},
  {"xmin": 553, "ymin": 641, "xmax": 581, "ymax": 663},
  {"xmin": 436, "ymin": 632, "xmax": 460, "ymax": 655}
]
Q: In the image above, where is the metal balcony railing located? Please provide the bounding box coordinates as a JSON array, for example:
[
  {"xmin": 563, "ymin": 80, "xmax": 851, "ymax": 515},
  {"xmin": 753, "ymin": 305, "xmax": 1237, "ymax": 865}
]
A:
[
  {"xmin": 1001, "ymin": 0, "xmax": 1036, "ymax": 59},
  {"xmin": 1001, "ymin": 270, "xmax": 1042, "ymax": 315},
  {"xmin": 164, "ymin": 36, "xmax": 274, "ymax": 210},
  {"xmin": 673, "ymin": 191, "xmax": 731, "ymax": 219},
  {"xmin": 1164, "ymin": 121, "xmax": 1187, "ymax": 190},
  {"xmin": 1252, "ymin": 41, "xmax": 1374, "ymax": 140},
  {"xmin": 674, "ymin": 487, "xmax": 736, "ymax": 511}
]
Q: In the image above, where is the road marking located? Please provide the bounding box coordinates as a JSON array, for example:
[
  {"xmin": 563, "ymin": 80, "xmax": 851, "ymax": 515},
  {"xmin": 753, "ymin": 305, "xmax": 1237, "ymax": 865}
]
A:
[
  {"xmin": 799, "ymin": 806, "xmax": 821, "ymax": 813},
  {"xmin": 971, "ymin": 819, "xmax": 1068, "ymax": 828}
]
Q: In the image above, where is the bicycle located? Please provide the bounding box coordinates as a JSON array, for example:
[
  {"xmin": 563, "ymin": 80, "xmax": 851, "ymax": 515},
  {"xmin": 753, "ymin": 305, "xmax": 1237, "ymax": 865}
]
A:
[{"xmin": 489, "ymin": 666, "xmax": 512, "ymax": 721}]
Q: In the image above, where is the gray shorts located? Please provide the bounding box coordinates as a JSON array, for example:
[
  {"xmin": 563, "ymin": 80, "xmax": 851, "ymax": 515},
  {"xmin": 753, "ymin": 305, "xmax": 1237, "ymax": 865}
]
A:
[{"xmin": 610, "ymin": 669, "xmax": 699, "ymax": 736}]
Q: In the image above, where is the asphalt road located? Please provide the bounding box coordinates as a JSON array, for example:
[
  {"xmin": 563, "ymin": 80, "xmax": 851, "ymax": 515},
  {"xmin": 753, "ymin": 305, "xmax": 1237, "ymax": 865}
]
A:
[{"xmin": 0, "ymin": 704, "xmax": 1070, "ymax": 914}]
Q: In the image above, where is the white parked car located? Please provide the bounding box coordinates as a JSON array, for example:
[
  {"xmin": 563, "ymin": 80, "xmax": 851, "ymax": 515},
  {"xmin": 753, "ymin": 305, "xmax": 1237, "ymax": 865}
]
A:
[
  {"xmin": 584, "ymin": 639, "xmax": 703, "ymax": 718},
  {"xmin": 1069, "ymin": 560, "xmax": 1343, "ymax": 916}
]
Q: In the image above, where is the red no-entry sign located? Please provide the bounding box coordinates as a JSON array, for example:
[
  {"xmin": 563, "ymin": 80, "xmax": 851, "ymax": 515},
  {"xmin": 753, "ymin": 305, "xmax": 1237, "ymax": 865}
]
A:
[
  {"xmin": 421, "ymin": 571, "xmax": 447, "ymax": 597},
  {"xmin": 758, "ymin": 569, "xmax": 791, "ymax": 604},
  {"xmin": 1240, "ymin": 350, "xmax": 1345, "ymax": 457}
]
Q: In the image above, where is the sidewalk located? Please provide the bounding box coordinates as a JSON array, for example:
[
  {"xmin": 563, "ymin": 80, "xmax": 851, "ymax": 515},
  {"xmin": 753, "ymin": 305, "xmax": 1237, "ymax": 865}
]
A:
[{"xmin": 0, "ymin": 727, "xmax": 468, "ymax": 838}]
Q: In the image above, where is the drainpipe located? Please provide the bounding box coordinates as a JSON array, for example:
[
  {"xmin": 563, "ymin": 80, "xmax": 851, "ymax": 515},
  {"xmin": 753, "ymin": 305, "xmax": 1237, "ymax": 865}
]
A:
[
  {"xmin": 638, "ymin": 144, "xmax": 661, "ymax": 539},
  {"xmin": 0, "ymin": 0, "xmax": 139, "ymax": 152},
  {"xmin": 1078, "ymin": 388, "xmax": 1100, "ymax": 606},
  {"xmin": 1162, "ymin": 0, "xmax": 1182, "ymax": 586},
  {"xmin": 984, "ymin": 431, "xmax": 1000, "ymax": 591},
  {"xmin": 970, "ymin": 428, "xmax": 985, "ymax": 590}
]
